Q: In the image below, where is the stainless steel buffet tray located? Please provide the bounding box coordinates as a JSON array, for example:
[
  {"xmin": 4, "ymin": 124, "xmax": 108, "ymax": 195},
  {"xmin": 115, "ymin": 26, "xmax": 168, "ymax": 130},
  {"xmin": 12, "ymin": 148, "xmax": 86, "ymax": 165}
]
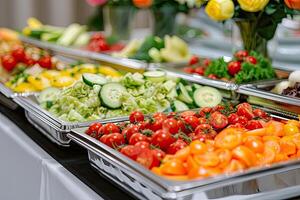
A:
[
  {"xmin": 69, "ymin": 125, "xmax": 300, "ymax": 200},
  {"xmin": 19, "ymin": 35, "xmax": 147, "ymax": 71},
  {"xmin": 238, "ymin": 79, "xmax": 300, "ymax": 117}
]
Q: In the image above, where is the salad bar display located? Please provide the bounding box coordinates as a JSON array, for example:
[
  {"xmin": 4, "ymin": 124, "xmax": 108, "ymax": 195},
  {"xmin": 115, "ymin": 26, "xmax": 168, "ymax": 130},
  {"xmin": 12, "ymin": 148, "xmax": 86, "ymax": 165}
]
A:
[{"xmin": 2, "ymin": 16, "xmax": 300, "ymax": 200}]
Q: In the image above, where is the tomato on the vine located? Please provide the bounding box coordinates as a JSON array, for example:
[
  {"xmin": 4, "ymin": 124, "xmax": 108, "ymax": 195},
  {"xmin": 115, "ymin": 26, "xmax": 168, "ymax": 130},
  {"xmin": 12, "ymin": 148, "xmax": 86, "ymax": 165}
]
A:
[
  {"xmin": 237, "ymin": 103, "xmax": 254, "ymax": 120},
  {"xmin": 199, "ymin": 107, "xmax": 212, "ymax": 118},
  {"xmin": 184, "ymin": 116, "xmax": 200, "ymax": 130},
  {"xmin": 38, "ymin": 56, "xmax": 52, "ymax": 69},
  {"xmin": 151, "ymin": 148, "xmax": 165, "ymax": 168},
  {"xmin": 167, "ymin": 139, "xmax": 187, "ymax": 154},
  {"xmin": 85, "ymin": 122, "xmax": 102, "ymax": 138},
  {"xmin": 253, "ymin": 109, "xmax": 268, "ymax": 119},
  {"xmin": 194, "ymin": 124, "xmax": 217, "ymax": 140},
  {"xmin": 23, "ymin": 55, "xmax": 36, "ymax": 66},
  {"xmin": 237, "ymin": 116, "xmax": 248, "ymax": 126},
  {"xmin": 245, "ymin": 120, "xmax": 263, "ymax": 130},
  {"xmin": 210, "ymin": 112, "xmax": 228, "ymax": 129},
  {"xmin": 104, "ymin": 133, "xmax": 125, "ymax": 148},
  {"xmin": 189, "ymin": 56, "xmax": 199, "ymax": 66},
  {"xmin": 99, "ymin": 123, "xmax": 120, "ymax": 135},
  {"xmin": 129, "ymin": 111, "xmax": 144, "ymax": 123},
  {"xmin": 122, "ymin": 125, "xmax": 139, "ymax": 141},
  {"xmin": 135, "ymin": 141, "xmax": 150, "ymax": 149},
  {"xmin": 234, "ymin": 50, "xmax": 249, "ymax": 61},
  {"xmin": 194, "ymin": 66, "xmax": 205, "ymax": 75},
  {"xmin": 149, "ymin": 119, "xmax": 164, "ymax": 132},
  {"xmin": 162, "ymin": 118, "xmax": 179, "ymax": 134},
  {"xmin": 1, "ymin": 55, "xmax": 17, "ymax": 71},
  {"xmin": 245, "ymin": 56, "xmax": 257, "ymax": 64},
  {"xmin": 120, "ymin": 145, "xmax": 142, "ymax": 160},
  {"xmin": 11, "ymin": 47, "xmax": 26, "ymax": 62},
  {"xmin": 208, "ymin": 74, "xmax": 217, "ymax": 79},
  {"xmin": 228, "ymin": 113, "xmax": 239, "ymax": 125},
  {"xmin": 227, "ymin": 61, "xmax": 241, "ymax": 76},
  {"xmin": 129, "ymin": 132, "xmax": 148, "ymax": 145},
  {"xmin": 151, "ymin": 130, "xmax": 175, "ymax": 150},
  {"xmin": 183, "ymin": 67, "xmax": 195, "ymax": 74}
]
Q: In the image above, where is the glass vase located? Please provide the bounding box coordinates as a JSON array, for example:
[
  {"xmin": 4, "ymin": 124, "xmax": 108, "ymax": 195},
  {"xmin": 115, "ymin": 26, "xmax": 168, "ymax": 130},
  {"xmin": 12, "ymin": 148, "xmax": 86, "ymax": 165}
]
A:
[
  {"xmin": 233, "ymin": 19, "xmax": 269, "ymax": 58},
  {"xmin": 152, "ymin": 5, "xmax": 177, "ymax": 37},
  {"xmin": 103, "ymin": 6, "xmax": 135, "ymax": 41}
]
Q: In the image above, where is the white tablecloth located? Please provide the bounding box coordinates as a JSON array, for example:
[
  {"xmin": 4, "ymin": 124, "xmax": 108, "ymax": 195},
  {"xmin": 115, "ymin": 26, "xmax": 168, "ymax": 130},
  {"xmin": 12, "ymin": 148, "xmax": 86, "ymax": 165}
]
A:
[{"xmin": 0, "ymin": 113, "xmax": 102, "ymax": 200}]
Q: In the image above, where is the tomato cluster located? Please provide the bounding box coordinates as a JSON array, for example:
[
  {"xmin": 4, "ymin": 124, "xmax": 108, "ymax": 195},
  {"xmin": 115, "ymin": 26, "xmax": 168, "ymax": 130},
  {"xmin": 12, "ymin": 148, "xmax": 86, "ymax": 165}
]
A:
[
  {"xmin": 183, "ymin": 56, "xmax": 211, "ymax": 76},
  {"xmin": 0, "ymin": 46, "xmax": 52, "ymax": 72},
  {"xmin": 227, "ymin": 50, "xmax": 257, "ymax": 76},
  {"xmin": 152, "ymin": 119, "xmax": 300, "ymax": 180},
  {"xmin": 85, "ymin": 103, "xmax": 270, "ymax": 169},
  {"xmin": 86, "ymin": 33, "xmax": 124, "ymax": 53}
]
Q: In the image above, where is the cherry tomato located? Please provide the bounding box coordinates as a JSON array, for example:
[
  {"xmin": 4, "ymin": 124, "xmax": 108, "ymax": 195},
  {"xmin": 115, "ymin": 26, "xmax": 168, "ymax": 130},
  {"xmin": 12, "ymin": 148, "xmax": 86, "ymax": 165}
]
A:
[
  {"xmin": 122, "ymin": 125, "xmax": 139, "ymax": 141},
  {"xmin": 228, "ymin": 113, "xmax": 239, "ymax": 124},
  {"xmin": 137, "ymin": 121, "xmax": 150, "ymax": 130},
  {"xmin": 23, "ymin": 55, "xmax": 36, "ymax": 66},
  {"xmin": 227, "ymin": 61, "xmax": 241, "ymax": 76},
  {"xmin": 153, "ymin": 112, "xmax": 167, "ymax": 121},
  {"xmin": 91, "ymin": 33, "xmax": 105, "ymax": 41},
  {"xmin": 198, "ymin": 117, "xmax": 207, "ymax": 124},
  {"xmin": 211, "ymin": 105, "xmax": 225, "ymax": 113},
  {"xmin": 11, "ymin": 47, "xmax": 26, "ymax": 62},
  {"xmin": 109, "ymin": 43, "xmax": 124, "ymax": 52},
  {"xmin": 183, "ymin": 67, "xmax": 195, "ymax": 74},
  {"xmin": 163, "ymin": 118, "xmax": 179, "ymax": 134},
  {"xmin": 135, "ymin": 141, "xmax": 150, "ymax": 149},
  {"xmin": 1, "ymin": 55, "xmax": 17, "ymax": 71},
  {"xmin": 136, "ymin": 148, "xmax": 154, "ymax": 169},
  {"xmin": 129, "ymin": 111, "xmax": 144, "ymax": 123},
  {"xmin": 180, "ymin": 111, "xmax": 196, "ymax": 118},
  {"xmin": 237, "ymin": 116, "xmax": 248, "ymax": 126},
  {"xmin": 199, "ymin": 107, "xmax": 212, "ymax": 118},
  {"xmin": 167, "ymin": 139, "xmax": 187, "ymax": 154},
  {"xmin": 194, "ymin": 66, "xmax": 205, "ymax": 75},
  {"xmin": 99, "ymin": 134, "xmax": 109, "ymax": 144},
  {"xmin": 151, "ymin": 148, "xmax": 165, "ymax": 168},
  {"xmin": 234, "ymin": 50, "xmax": 249, "ymax": 61},
  {"xmin": 237, "ymin": 103, "xmax": 254, "ymax": 120},
  {"xmin": 195, "ymin": 124, "xmax": 212, "ymax": 134},
  {"xmin": 151, "ymin": 130, "xmax": 175, "ymax": 150},
  {"xmin": 189, "ymin": 55, "xmax": 199, "ymax": 65},
  {"xmin": 208, "ymin": 74, "xmax": 217, "ymax": 79},
  {"xmin": 253, "ymin": 109, "xmax": 268, "ymax": 119},
  {"xmin": 99, "ymin": 123, "xmax": 120, "ymax": 135},
  {"xmin": 244, "ymin": 139, "xmax": 264, "ymax": 153},
  {"xmin": 167, "ymin": 112, "xmax": 177, "ymax": 118},
  {"xmin": 210, "ymin": 112, "xmax": 228, "ymax": 129},
  {"xmin": 203, "ymin": 58, "xmax": 211, "ymax": 67},
  {"xmin": 129, "ymin": 132, "xmax": 148, "ymax": 145},
  {"xmin": 38, "ymin": 56, "xmax": 52, "ymax": 69},
  {"xmin": 120, "ymin": 145, "xmax": 142, "ymax": 160},
  {"xmin": 245, "ymin": 120, "xmax": 263, "ymax": 130},
  {"xmin": 149, "ymin": 119, "xmax": 164, "ymax": 132},
  {"xmin": 184, "ymin": 116, "xmax": 200, "ymax": 130},
  {"xmin": 245, "ymin": 56, "xmax": 257, "ymax": 64},
  {"xmin": 85, "ymin": 122, "xmax": 102, "ymax": 138},
  {"xmin": 104, "ymin": 133, "xmax": 125, "ymax": 148},
  {"xmin": 177, "ymin": 120, "xmax": 189, "ymax": 133},
  {"xmin": 228, "ymin": 123, "xmax": 244, "ymax": 129}
]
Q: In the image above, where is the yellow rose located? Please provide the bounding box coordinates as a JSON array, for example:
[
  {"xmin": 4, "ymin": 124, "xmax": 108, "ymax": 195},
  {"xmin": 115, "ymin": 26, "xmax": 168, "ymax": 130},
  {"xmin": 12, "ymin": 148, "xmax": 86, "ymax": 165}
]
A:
[
  {"xmin": 237, "ymin": 0, "xmax": 270, "ymax": 12},
  {"xmin": 205, "ymin": 0, "xmax": 235, "ymax": 21}
]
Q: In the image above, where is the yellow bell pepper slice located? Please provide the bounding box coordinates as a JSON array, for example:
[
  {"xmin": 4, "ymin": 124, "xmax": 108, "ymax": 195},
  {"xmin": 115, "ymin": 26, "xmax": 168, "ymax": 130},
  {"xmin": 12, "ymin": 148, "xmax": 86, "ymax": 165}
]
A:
[
  {"xmin": 27, "ymin": 76, "xmax": 51, "ymax": 91},
  {"xmin": 40, "ymin": 70, "xmax": 61, "ymax": 80},
  {"xmin": 27, "ymin": 17, "xmax": 43, "ymax": 28},
  {"xmin": 98, "ymin": 66, "xmax": 121, "ymax": 77},
  {"xmin": 51, "ymin": 76, "xmax": 75, "ymax": 88},
  {"xmin": 13, "ymin": 83, "xmax": 37, "ymax": 93}
]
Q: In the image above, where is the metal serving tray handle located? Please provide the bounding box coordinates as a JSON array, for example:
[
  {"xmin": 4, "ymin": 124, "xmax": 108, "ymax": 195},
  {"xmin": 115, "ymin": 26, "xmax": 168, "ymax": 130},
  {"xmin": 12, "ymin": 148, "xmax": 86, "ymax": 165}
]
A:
[
  {"xmin": 69, "ymin": 127, "xmax": 300, "ymax": 200},
  {"xmin": 19, "ymin": 35, "xmax": 147, "ymax": 70}
]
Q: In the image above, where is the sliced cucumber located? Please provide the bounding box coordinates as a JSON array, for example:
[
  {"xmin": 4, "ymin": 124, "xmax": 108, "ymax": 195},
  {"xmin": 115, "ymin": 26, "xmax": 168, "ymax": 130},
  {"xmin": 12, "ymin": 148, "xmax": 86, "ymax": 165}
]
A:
[
  {"xmin": 38, "ymin": 87, "xmax": 60, "ymax": 103},
  {"xmin": 185, "ymin": 85, "xmax": 193, "ymax": 92},
  {"xmin": 100, "ymin": 83, "xmax": 126, "ymax": 109},
  {"xmin": 167, "ymin": 88, "xmax": 178, "ymax": 99},
  {"xmin": 193, "ymin": 86, "xmax": 222, "ymax": 107},
  {"xmin": 172, "ymin": 100, "xmax": 189, "ymax": 112},
  {"xmin": 166, "ymin": 75, "xmax": 181, "ymax": 83},
  {"xmin": 192, "ymin": 83, "xmax": 202, "ymax": 90},
  {"xmin": 177, "ymin": 83, "xmax": 193, "ymax": 104},
  {"xmin": 143, "ymin": 71, "xmax": 166, "ymax": 82},
  {"xmin": 82, "ymin": 73, "xmax": 107, "ymax": 86}
]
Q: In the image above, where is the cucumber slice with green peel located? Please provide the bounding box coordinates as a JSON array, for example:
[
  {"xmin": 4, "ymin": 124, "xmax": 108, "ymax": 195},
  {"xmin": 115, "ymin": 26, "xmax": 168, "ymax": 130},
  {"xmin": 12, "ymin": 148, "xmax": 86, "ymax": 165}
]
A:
[
  {"xmin": 192, "ymin": 83, "xmax": 202, "ymax": 90},
  {"xmin": 172, "ymin": 100, "xmax": 189, "ymax": 112},
  {"xmin": 193, "ymin": 86, "xmax": 222, "ymax": 107},
  {"xmin": 185, "ymin": 85, "xmax": 193, "ymax": 92},
  {"xmin": 143, "ymin": 71, "xmax": 166, "ymax": 82},
  {"xmin": 82, "ymin": 73, "xmax": 107, "ymax": 86},
  {"xmin": 38, "ymin": 87, "xmax": 60, "ymax": 103},
  {"xmin": 167, "ymin": 88, "xmax": 178, "ymax": 99},
  {"xmin": 100, "ymin": 83, "xmax": 126, "ymax": 109},
  {"xmin": 177, "ymin": 83, "xmax": 193, "ymax": 104}
]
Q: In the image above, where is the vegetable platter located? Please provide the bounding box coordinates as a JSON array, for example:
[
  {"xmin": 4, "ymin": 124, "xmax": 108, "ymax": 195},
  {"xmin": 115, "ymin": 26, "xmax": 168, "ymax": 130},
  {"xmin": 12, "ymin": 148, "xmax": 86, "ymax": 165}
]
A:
[
  {"xmin": 14, "ymin": 67, "xmax": 226, "ymax": 146},
  {"xmin": 238, "ymin": 70, "xmax": 300, "ymax": 117},
  {"xmin": 69, "ymin": 104, "xmax": 300, "ymax": 199}
]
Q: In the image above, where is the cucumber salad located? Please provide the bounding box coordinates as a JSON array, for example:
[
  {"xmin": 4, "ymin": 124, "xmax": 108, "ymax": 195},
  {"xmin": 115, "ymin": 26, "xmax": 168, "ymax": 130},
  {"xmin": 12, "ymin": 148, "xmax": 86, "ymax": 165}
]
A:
[{"xmin": 38, "ymin": 71, "xmax": 222, "ymax": 122}]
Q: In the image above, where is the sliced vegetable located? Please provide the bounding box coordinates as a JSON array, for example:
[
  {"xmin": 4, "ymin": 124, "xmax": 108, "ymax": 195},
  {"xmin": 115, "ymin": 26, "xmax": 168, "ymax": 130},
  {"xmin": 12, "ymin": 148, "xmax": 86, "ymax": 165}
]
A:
[
  {"xmin": 100, "ymin": 83, "xmax": 126, "ymax": 109},
  {"xmin": 82, "ymin": 73, "xmax": 107, "ymax": 86},
  {"xmin": 193, "ymin": 86, "xmax": 222, "ymax": 107}
]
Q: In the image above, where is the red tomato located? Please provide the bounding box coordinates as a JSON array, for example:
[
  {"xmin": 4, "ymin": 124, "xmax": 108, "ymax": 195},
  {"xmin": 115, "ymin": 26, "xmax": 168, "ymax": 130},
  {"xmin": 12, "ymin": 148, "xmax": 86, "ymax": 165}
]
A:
[
  {"xmin": 91, "ymin": 33, "xmax": 105, "ymax": 41},
  {"xmin": 234, "ymin": 50, "xmax": 249, "ymax": 61},
  {"xmin": 1, "ymin": 55, "xmax": 17, "ymax": 71},
  {"xmin": 285, "ymin": 0, "xmax": 300, "ymax": 10},
  {"xmin": 194, "ymin": 124, "xmax": 217, "ymax": 140},
  {"xmin": 199, "ymin": 107, "xmax": 212, "ymax": 118},
  {"xmin": 167, "ymin": 112, "xmax": 177, "ymax": 118},
  {"xmin": 210, "ymin": 112, "xmax": 228, "ymax": 129},
  {"xmin": 227, "ymin": 61, "xmax": 241, "ymax": 76},
  {"xmin": 203, "ymin": 58, "xmax": 211, "ymax": 67},
  {"xmin": 149, "ymin": 119, "xmax": 164, "ymax": 132},
  {"xmin": 237, "ymin": 103, "xmax": 254, "ymax": 120},
  {"xmin": 129, "ymin": 133, "xmax": 148, "ymax": 145},
  {"xmin": 137, "ymin": 121, "xmax": 150, "ymax": 130},
  {"xmin": 133, "ymin": 0, "xmax": 153, "ymax": 8},
  {"xmin": 109, "ymin": 43, "xmax": 124, "ymax": 52},
  {"xmin": 189, "ymin": 56, "xmax": 199, "ymax": 65},
  {"xmin": 167, "ymin": 139, "xmax": 187, "ymax": 154},
  {"xmin": 151, "ymin": 149, "xmax": 165, "ymax": 168},
  {"xmin": 228, "ymin": 113, "xmax": 239, "ymax": 124},
  {"xmin": 183, "ymin": 67, "xmax": 195, "ymax": 74},
  {"xmin": 237, "ymin": 116, "xmax": 248, "ymax": 126},
  {"xmin": 180, "ymin": 111, "xmax": 196, "ymax": 118},
  {"xmin": 208, "ymin": 74, "xmax": 217, "ymax": 79},
  {"xmin": 129, "ymin": 111, "xmax": 144, "ymax": 123},
  {"xmin": 199, "ymin": 117, "xmax": 207, "ymax": 124},
  {"xmin": 38, "ymin": 56, "xmax": 52, "ymax": 69},
  {"xmin": 86, "ymin": 122, "xmax": 102, "ymax": 138},
  {"xmin": 153, "ymin": 112, "xmax": 167, "ymax": 120},
  {"xmin": 136, "ymin": 148, "xmax": 154, "ymax": 168},
  {"xmin": 135, "ymin": 141, "xmax": 150, "ymax": 149},
  {"xmin": 23, "ymin": 55, "xmax": 36, "ymax": 66},
  {"xmin": 211, "ymin": 105, "xmax": 225, "ymax": 113},
  {"xmin": 100, "ymin": 123, "xmax": 120, "ymax": 135},
  {"xmin": 99, "ymin": 134, "xmax": 109, "ymax": 144},
  {"xmin": 98, "ymin": 40, "xmax": 110, "ymax": 51},
  {"xmin": 245, "ymin": 56, "xmax": 257, "ymax": 64},
  {"xmin": 194, "ymin": 66, "xmax": 205, "ymax": 75},
  {"xmin": 104, "ymin": 133, "xmax": 125, "ymax": 148},
  {"xmin": 151, "ymin": 130, "xmax": 175, "ymax": 150},
  {"xmin": 253, "ymin": 109, "xmax": 268, "ymax": 119},
  {"xmin": 246, "ymin": 120, "xmax": 264, "ymax": 130},
  {"xmin": 11, "ymin": 47, "xmax": 26, "ymax": 62},
  {"xmin": 177, "ymin": 120, "xmax": 189, "ymax": 134},
  {"xmin": 162, "ymin": 118, "xmax": 179, "ymax": 134},
  {"xmin": 120, "ymin": 145, "xmax": 142, "ymax": 160},
  {"xmin": 184, "ymin": 116, "xmax": 200, "ymax": 130},
  {"xmin": 122, "ymin": 125, "xmax": 140, "ymax": 141},
  {"xmin": 228, "ymin": 123, "xmax": 245, "ymax": 129}
]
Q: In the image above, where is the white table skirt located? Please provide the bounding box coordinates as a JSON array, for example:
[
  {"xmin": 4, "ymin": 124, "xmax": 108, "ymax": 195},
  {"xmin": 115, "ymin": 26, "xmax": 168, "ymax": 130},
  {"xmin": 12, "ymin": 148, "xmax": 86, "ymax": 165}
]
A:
[{"xmin": 0, "ymin": 113, "xmax": 102, "ymax": 200}]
